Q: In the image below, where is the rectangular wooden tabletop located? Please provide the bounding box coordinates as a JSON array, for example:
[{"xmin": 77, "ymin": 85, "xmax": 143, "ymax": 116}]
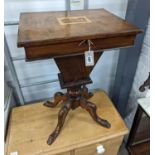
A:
[{"xmin": 17, "ymin": 9, "xmax": 142, "ymax": 47}]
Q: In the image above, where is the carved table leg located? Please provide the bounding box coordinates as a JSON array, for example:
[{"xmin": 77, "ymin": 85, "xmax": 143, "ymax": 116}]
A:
[
  {"xmin": 44, "ymin": 92, "xmax": 67, "ymax": 108},
  {"xmin": 45, "ymin": 85, "xmax": 110, "ymax": 145},
  {"xmin": 80, "ymin": 98, "xmax": 111, "ymax": 128},
  {"xmin": 47, "ymin": 100, "xmax": 72, "ymax": 145},
  {"xmin": 81, "ymin": 85, "xmax": 93, "ymax": 99}
]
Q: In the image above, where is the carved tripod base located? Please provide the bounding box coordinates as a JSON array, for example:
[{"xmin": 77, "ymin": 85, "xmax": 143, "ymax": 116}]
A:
[{"xmin": 44, "ymin": 85, "xmax": 111, "ymax": 145}]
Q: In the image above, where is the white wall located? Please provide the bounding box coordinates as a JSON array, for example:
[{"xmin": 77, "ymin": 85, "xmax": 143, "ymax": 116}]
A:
[
  {"xmin": 4, "ymin": 0, "xmax": 128, "ymax": 22},
  {"xmin": 125, "ymin": 20, "xmax": 150, "ymax": 128},
  {"xmin": 5, "ymin": 0, "xmax": 128, "ymax": 103}
]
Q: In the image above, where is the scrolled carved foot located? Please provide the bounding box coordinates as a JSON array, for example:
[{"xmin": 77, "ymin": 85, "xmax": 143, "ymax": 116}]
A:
[
  {"xmin": 44, "ymin": 100, "xmax": 58, "ymax": 108},
  {"xmin": 44, "ymin": 92, "xmax": 67, "ymax": 108},
  {"xmin": 80, "ymin": 99, "xmax": 111, "ymax": 129},
  {"xmin": 97, "ymin": 117, "xmax": 111, "ymax": 128},
  {"xmin": 47, "ymin": 131, "xmax": 59, "ymax": 145},
  {"xmin": 47, "ymin": 100, "xmax": 71, "ymax": 145}
]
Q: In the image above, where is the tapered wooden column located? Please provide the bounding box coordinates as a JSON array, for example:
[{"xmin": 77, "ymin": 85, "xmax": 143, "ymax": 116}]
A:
[{"xmin": 43, "ymin": 52, "xmax": 112, "ymax": 145}]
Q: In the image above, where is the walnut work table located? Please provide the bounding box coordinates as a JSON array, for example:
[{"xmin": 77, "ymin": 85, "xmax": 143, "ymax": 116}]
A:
[{"xmin": 17, "ymin": 9, "xmax": 142, "ymax": 145}]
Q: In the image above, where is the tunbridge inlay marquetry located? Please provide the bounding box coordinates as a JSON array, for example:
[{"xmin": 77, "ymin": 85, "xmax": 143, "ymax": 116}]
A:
[{"xmin": 57, "ymin": 16, "xmax": 91, "ymax": 25}]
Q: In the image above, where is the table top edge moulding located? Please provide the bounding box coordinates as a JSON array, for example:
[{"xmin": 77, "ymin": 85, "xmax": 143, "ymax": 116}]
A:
[
  {"xmin": 17, "ymin": 8, "xmax": 142, "ymax": 145},
  {"xmin": 17, "ymin": 8, "xmax": 142, "ymax": 48}
]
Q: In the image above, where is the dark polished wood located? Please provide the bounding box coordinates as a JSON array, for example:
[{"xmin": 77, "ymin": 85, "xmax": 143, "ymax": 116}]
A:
[
  {"xmin": 55, "ymin": 52, "xmax": 102, "ymax": 83},
  {"xmin": 45, "ymin": 85, "xmax": 111, "ymax": 145},
  {"xmin": 17, "ymin": 9, "xmax": 142, "ymax": 145},
  {"xmin": 24, "ymin": 35, "xmax": 135, "ymax": 60},
  {"xmin": 17, "ymin": 9, "xmax": 142, "ymax": 60},
  {"xmin": 18, "ymin": 9, "xmax": 142, "ymax": 47},
  {"xmin": 80, "ymin": 98, "xmax": 111, "ymax": 128},
  {"xmin": 127, "ymin": 105, "xmax": 150, "ymax": 155},
  {"xmin": 47, "ymin": 99, "xmax": 72, "ymax": 145}
]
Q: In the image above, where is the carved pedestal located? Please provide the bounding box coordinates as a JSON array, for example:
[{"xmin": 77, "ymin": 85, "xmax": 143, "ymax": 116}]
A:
[{"xmin": 44, "ymin": 54, "xmax": 111, "ymax": 145}]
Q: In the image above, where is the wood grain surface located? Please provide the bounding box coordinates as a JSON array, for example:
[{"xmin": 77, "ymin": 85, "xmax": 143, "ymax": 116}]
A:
[
  {"xmin": 17, "ymin": 9, "xmax": 142, "ymax": 47},
  {"xmin": 75, "ymin": 136, "xmax": 123, "ymax": 155},
  {"xmin": 6, "ymin": 90, "xmax": 128, "ymax": 155}
]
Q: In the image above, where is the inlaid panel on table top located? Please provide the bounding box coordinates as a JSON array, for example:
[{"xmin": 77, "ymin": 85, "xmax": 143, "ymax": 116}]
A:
[{"xmin": 17, "ymin": 9, "xmax": 142, "ymax": 47}]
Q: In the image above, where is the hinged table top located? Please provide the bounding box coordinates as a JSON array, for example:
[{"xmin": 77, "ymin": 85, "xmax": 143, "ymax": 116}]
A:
[{"xmin": 17, "ymin": 9, "xmax": 142, "ymax": 47}]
